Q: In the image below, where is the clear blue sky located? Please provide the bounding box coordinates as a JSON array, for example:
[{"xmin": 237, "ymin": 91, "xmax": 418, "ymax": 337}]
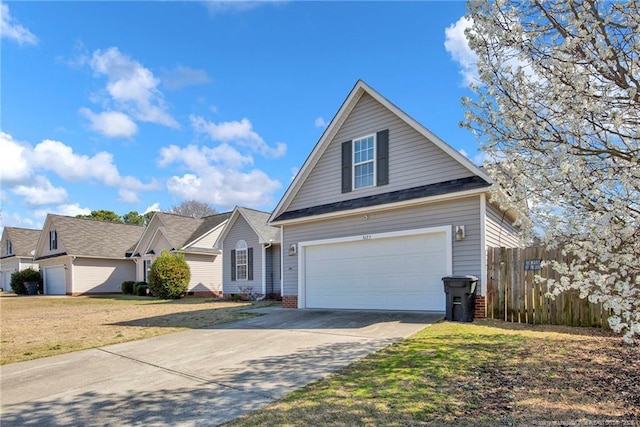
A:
[{"xmin": 1, "ymin": 1, "xmax": 478, "ymax": 230}]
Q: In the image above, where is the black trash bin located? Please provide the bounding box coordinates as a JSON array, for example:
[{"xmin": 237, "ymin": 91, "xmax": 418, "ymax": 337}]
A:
[
  {"xmin": 442, "ymin": 275, "xmax": 478, "ymax": 322},
  {"xmin": 24, "ymin": 281, "xmax": 39, "ymax": 295}
]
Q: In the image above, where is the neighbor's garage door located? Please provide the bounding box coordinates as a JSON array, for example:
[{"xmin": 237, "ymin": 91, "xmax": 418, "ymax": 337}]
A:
[
  {"xmin": 44, "ymin": 267, "xmax": 66, "ymax": 295},
  {"xmin": 303, "ymin": 231, "xmax": 449, "ymax": 311}
]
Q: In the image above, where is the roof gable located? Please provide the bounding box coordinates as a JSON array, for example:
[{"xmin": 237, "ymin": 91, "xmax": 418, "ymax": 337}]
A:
[
  {"xmin": 1, "ymin": 227, "xmax": 41, "ymax": 258},
  {"xmin": 215, "ymin": 206, "xmax": 280, "ymax": 248},
  {"xmin": 35, "ymin": 215, "xmax": 144, "ymax": 259},
  {"xmin": 269, "ymin": 80, "xmax": 492, "ymax": 223},
  {"xmin": 132, "ymin": 211, "xmax": 232, "ymax": 256}
]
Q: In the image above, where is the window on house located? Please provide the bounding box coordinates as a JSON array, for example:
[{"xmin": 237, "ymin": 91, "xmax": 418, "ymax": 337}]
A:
[
  {"xmin": 353, "ymin": 135, "xmax": 375, "ymax": 189},
  {"xmin": 144, "ymin": 259, "xmax": 152, "ymax": 282},
  {"xmin": 235, "ymin": 240, "xmax": 248, "ymax": 281},
  {"xmin": 49, "ymin": 230, "xmax": 57, "ymax": 250},
  {"xmin": 6, "ymin": 239, "xmax": 12, "ymax": 255},
  {"xmin": 341, "ymin": 129, "xmax": 388, "ymax": 194}
]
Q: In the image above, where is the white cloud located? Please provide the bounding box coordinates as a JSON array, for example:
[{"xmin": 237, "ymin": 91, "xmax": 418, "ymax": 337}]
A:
[
  {"xmin": 88, "ymin": 47, "xmax": 179, "ymax": 129},
  {"xmin": 444, "ymin": 16, "xmax": 479, "ymax": 87},
  {"xmin": 143, "ymin": 202, "xmax": 160, "ymax": 214},
  {"xmin": 35, "ymin": 203, "xmax": 91, "ymax": 219},
  {"xmin": 166, "ymin": 169, "xmax": 281, "ymax": 210},
  {"xmin": 290, "ymin": 166, "xmax": 300, "ymax": 181},
  {"xmin": 79, "ymin": 108, "xmax": 138, "ymax": 138},
  {"xmin": 11, "ymin": 176, "xmax": 68, "ymax": 206},
  {"xmin": 118, "ymin": 188, "xmax": 140, "ymax": 204},
  {"xmin": 1, "ymin": 132, "xmax": 158, "ymax": 209},
  {"xmin": 190, "ymin": 115, "xmax": 286, "ymax": 158},
  {"xmin": 0, "ymin": 4, "xmax": 37, "ymax": 46},
  {"xmin": 0, "ymin": 132, "xmax": 32, "ymax": 183},
  {"xmin": 161, "ymin": 65, "xmax": 211, "ymax": 90},
  {"xmin": 203, "ymin": 0, "xmax": 279, "ymax": 16},
  {"xmin": 314, "ymin": 116, "xmax": 327, "ymax": 128},
  {"xmin": 158, "ymin": 143, "xmax": 253, "ymax": 170},
  {"xmin": 0, "ymin": 212, "xmax": 40, "ymax": 230}
]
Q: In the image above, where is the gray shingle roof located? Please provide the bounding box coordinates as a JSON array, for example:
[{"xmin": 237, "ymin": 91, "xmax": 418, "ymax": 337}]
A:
[
  {"xmin": 2, "ymin": 227, "xmax": 41, "ymax": 258},
  {"xmin": 273, "ymin": 176, "xmax": 491, "ymax": 222},
  {"xmin": 44, "ymin": 215, "xmax": 145, "ymax": 259},
  {"xmin": 237, "ymin": 207, "xmax": 280, "ymax": 243},
  {"xmin": 154, "ymin": 212, "xmax": 231, "ymax": 249}
]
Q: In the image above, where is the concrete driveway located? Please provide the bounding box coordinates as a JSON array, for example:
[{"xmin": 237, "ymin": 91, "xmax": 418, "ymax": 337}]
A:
[{"xmin": 0, "ymin": 306, "xmax": 442, "ymax": 426}]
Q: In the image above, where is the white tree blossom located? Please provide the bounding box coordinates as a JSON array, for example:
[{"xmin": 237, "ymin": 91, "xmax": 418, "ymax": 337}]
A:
[{"xmin": 463, "ymin": 0, "xmax": 640, "ymax": 343}]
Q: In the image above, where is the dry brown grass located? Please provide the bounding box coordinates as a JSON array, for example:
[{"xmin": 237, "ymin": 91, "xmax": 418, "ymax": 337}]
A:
[{"xmin": 0, "ymin": 294, "xmax": 264, "ymax": 365}]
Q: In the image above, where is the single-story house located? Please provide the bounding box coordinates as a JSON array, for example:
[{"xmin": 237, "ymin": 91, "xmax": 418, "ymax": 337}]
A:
[
  {"xmin": 268, "ymin": 80, "xmax": 520, "ymax": 314},
  {"xmin": 0, "ymin": 227, "xmax": 41, "ymax": 291},
  {"xmin": 214, "ymin": 206, "xmax": 281, "ymax": 299},
  {"xmin": 34, "ymin": 214, "xmax": 144, "ymax": 295},
  {"xmin": 131, "ymin": 211, "xmax": 231, "ymax": 297}
]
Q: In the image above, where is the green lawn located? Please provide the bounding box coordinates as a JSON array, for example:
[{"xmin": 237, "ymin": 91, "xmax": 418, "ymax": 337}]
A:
[{"xmin": 229, "ymin": 320, "xmax": 639, "ymax": 426}]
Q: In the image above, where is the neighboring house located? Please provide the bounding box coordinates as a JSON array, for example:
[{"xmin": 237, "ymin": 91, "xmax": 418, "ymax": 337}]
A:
[
  {"xmin": 214, "ymin": 206, "xmax": 281, "ymax": 299},
  {"xmin": 269, "ymin": 80, "xmax": 520, "ymax": 314},
  {"xmin": 131, "ymin": 212, "xmax": 231, "ymax": 297},
  {"xmin": 0, "ymin": 227, "xmax": 41, "ymax": 291},
  {"xmin": 34, "ymin": 215, "xmax": 144, "ymax": 295}
]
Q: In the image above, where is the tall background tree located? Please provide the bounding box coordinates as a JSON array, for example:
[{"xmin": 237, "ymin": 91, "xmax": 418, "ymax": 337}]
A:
[
  {"xmin": 464, "ymin": 0, "xmax": 639, "ymax": 342},
  {"xmin": 169, "ymin": 200, "xmax": 217, "ymax": 218},
  {"xmin": 77, "ymin": 210, "xmax": 123, "ymax": 223},
  {"xmin": 77, "ymin": 210, "xmax": 156, "ymax": 225}
]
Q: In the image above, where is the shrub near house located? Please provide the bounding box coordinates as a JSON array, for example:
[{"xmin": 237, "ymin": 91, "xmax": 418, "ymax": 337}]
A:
[
  {"xmin": 148, "ymin": 250, "xmax": 191, "ymax": 299},
  {"xmin": 10, "ymin": 268, "xmax": 42, "ymax": 295}
]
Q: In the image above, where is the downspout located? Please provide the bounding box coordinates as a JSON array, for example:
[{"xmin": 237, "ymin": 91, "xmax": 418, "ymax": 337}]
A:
[
  {"xmin": 261, "ymin": 240, "xmax": 273, "ymax": 298},
  {"xmin": 69, "ymin": 256, "xmax": 76, "ymax": 295},
  {"xmin": 280, "ymin": 226, "xmax": 284, "ymax": 297}
]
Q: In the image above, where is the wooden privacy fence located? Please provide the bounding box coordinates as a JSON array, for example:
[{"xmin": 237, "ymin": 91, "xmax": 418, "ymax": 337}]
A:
[{"xmin": 486, "ymin": 246, "xmax": 611, "ymax": 328}]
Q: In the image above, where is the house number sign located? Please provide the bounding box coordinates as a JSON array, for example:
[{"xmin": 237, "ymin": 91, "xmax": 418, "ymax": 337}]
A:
[
  {"xmin": 524, "ymin": 259, "xmax": 542, "ymax": 271},
  {"xmin": 362, "ymin": 235, "xmax": 372, "ymax": 240}
]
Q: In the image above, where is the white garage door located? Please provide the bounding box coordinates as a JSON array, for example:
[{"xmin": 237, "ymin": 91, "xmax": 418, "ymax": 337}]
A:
[
  {"xmin": 303, "ymin": 230, "xmax": 449, "ymax": 311},
  {"xmin": 44, "ymin": 267, "xmax": 66, "ymax": 295}
]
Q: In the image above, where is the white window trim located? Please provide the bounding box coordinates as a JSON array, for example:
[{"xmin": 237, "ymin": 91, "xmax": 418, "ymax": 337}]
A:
[
  {"xmin": 6, "ymin": 239, "xmax": 12, "ymax": 255},
  {"xmin": 352, "ymin": 133, "xmax": 376, "ymax": 190},
  {"xmin": 50, "ymin": 230, "xmax": 57, "ymax": 250},
  {"xmin": 143, "ymin": 258, "xmax": 153, "ymax": 282},
  {"xmin": 236, "ymin": 240, "xmax": 248, "ymax": 281}
]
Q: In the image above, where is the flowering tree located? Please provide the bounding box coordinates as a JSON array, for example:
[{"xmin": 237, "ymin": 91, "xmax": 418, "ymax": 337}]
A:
[{"xmin": 463, "ymin": 0, "xmax": 639, "ymax": 342}]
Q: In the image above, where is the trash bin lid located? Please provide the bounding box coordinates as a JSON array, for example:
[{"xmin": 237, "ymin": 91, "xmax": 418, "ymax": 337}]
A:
[{"xmin": 442, "ymin": 275, "xmax": 478, "ymax": 281}]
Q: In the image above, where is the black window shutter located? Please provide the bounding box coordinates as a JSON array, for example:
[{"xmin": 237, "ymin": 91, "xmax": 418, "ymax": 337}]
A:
[
  {"xmin": 377, "ymin": 129, "xmax": 389, "ymax": 186},
  {"xmin": 341, "ymin": 140, "xmax": 352, "ymax": 193},
  {"xmin": 247, "ymin": 247, "xmax": 254, "ymax": 281},
  {"xmin": 230, "ymin": 249, "xmax": 236, "ymax": 281}
]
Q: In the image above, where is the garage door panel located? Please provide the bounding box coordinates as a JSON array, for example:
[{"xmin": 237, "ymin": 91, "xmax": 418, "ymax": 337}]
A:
[
  {"xmin": 45, "ymin": 267, "xmax": 66, "ymax": 295},
  {"xmin": 304, "ymin": 232, "xmax": 448, "ymax": 311}
]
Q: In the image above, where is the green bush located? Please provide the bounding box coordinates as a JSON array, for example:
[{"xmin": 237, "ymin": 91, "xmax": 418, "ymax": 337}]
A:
[
  {"xmin": 10, "ymin": 268, "xmax": 42, "ymax": 295},
  {"xmin": 121, "ymin": 280, "xmax": 136, "ymax": 294},
  {"xmin": 148, "ymin": 251, "xmax": 190, "ymax": 299},
  {"xmin": 134, "ymin": 281, "xmax": 150, "ymax": 296}
]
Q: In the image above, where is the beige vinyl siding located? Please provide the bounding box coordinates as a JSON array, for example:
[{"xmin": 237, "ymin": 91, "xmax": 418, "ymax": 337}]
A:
[
  {"xmin": 72, "ymin": 258, "xmax": 136, "ymax": 294},
  {"xmin": 186, "ymin": 253, "xmax": 222, "ymax": 293},
  {"xmin": 39, "ymin": 227, "xmax": 66, "ymax": 258},
  {"xmin": 265, "ymin": 244, "xmax": 281, "ymax": 295},
  {"xmin": 188, "ymin": 226, "xmax": 223, "ymax": 249},
  {"xmin": 283, "ymin": 195, "xmax": 483, "ymax": 296},
  {"xmin": 151, "ymin": 233, "xmax": 173, "ymax": 254},
  {"xmin": 288, "ymin": 93, "xmax": 474, "ymax": 211},
  {"xmin": 485, "ymin": 203, "xmax": 521, "ymax": 248},
  {"xmin": 222, "ymin": 216, "xmax": 262, "ymax": 295}
]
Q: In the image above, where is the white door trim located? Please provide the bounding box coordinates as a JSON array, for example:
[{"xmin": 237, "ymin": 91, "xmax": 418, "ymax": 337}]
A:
[{"xmin": 297, "ymin": 225, "xmax": 452, "ymax": 309}]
